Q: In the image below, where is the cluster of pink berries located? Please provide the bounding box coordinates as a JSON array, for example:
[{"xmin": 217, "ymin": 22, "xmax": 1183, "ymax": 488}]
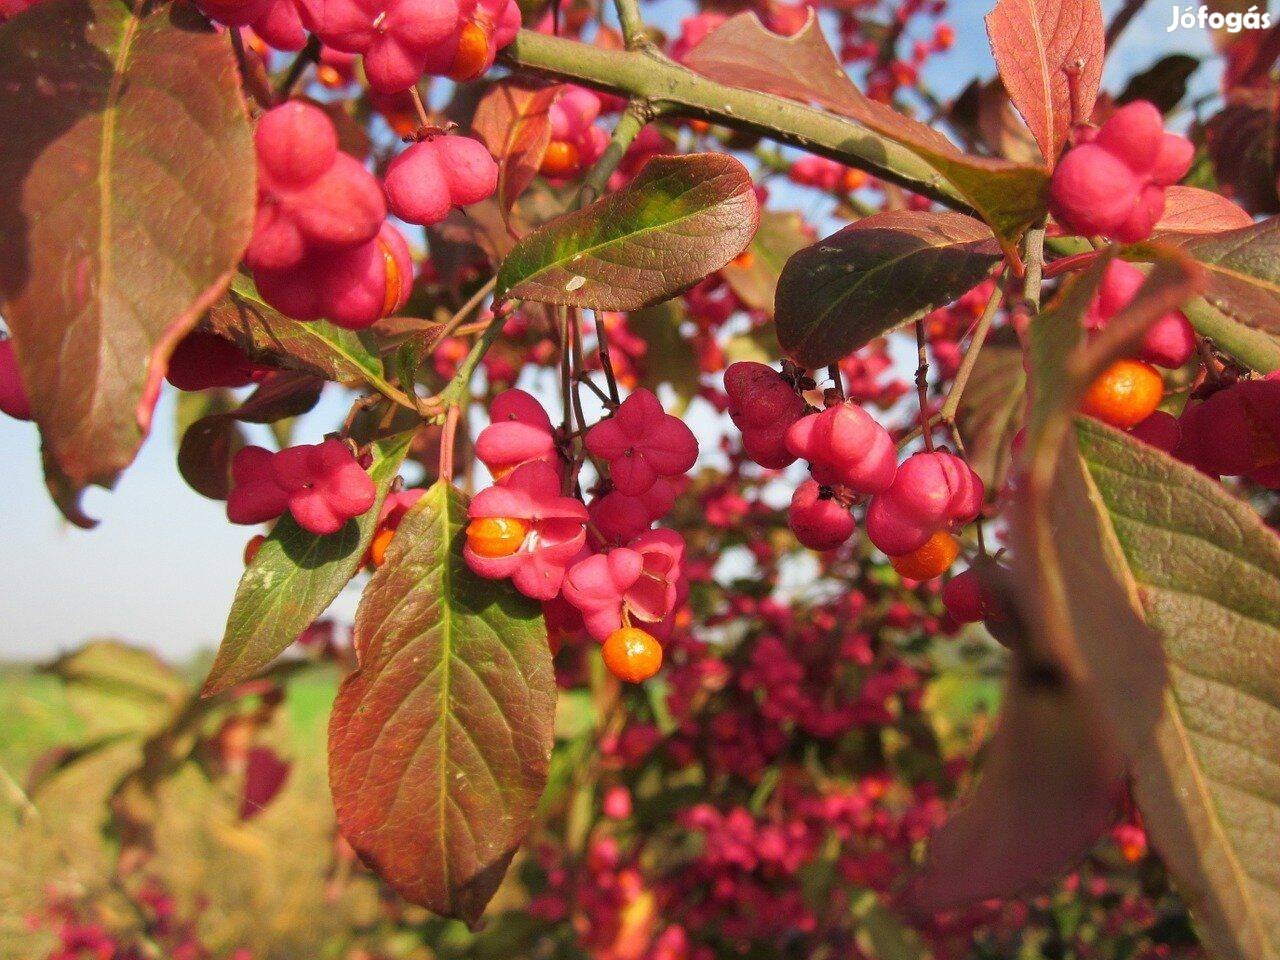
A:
[
  {"xmin": 248, "ymin": 101, "xmax": 411, "ymax": 329},
  {"xmin": 724, "ymin": 361, "xmax": 983, "ymax": 580},
  {"xmin": 463, "ymin": 387, "xmax": 698, "ymax": 681},
  {"xmin": 197, "ymin": 0, "xmax": 518, "ymax": 89},
  {"xmin": 1049, "ymin": 101, "xmax": 1193, "ymax": 243},
  {"xmin": 247, "ymin": 101, "xmax": 497, "ymax": 329},
  {"xmin": 540, "ymin": 86, "xmax": 609, "ymax": 179}
]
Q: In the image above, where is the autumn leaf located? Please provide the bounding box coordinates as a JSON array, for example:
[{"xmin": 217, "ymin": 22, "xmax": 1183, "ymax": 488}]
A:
[
  {"xmin": 330, "ymin": 481, "xmax": 554, "ymax": 926},
  {"xmin": 495, "ymin": 154, "xmax": 760, "ymax": 310},
  {"xmin": 984, "ymin": 0, "xmax": 1104, "ymax": 168},
  {"xmin": 0, "ymin": 0, "xmax": 256, "ymax": 525}
]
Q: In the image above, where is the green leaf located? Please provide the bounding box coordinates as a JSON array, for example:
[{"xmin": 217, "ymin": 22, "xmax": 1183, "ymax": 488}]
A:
[
  {"xmin": 626, "ymin": 300, "xmax": 700, "ymax": 413},
  {"xmin": 1077, "ymin": 418, "xmax": 1280, "ymax": 960},
  {"xmin": 1155, "ymin": 218, "xmax": 1280, "ymax": 333},
  {"xmin": 0, "ymin": 0, "xmax": 255, "ymax": 526},
  {"xmin": 684, "ymin": 12, "xmax": 1049, "ymax": 244},
  {"xmin": 205, "ymin": 273, "xmax": 391, "ymax": 387},
  {"xmin": 953, "ymin": 329, "xmax": 1025, "ymax": 494},
  {"xmin": 329, "ymin": 481, "xmax": 554, "ymax": 927},
  {"xmin": 720, "ymin": 209, "xmax": 812, "ymax": 315},
  {"xmin": 494, "ymin": 153, "xmax": 760, "ymax": 309},
  {"xmin": 775, "ymin": 211, "xmax": 1001, "ymax": 367},
  {"xmin": 203, "ymin": 432, "xmax": 414, "ymax": 696}
]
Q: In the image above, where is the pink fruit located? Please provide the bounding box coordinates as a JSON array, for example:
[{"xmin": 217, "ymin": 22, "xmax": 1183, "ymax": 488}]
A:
[
  {"xmin": 227, "ymin": 446, "xmax": 290, "ymax": 525},
  {"xmin": 1049, "ymin": 101, "xmax": 1193, "ymax": 243},
  {"xmin": 724, "ymin": 361, "xmax": 805, "ymax": 469},
  {"xmin": 0, "ymin": 338, "xmax": 32, "ymax": 421},
  {"xmin": 865, "ymin": 450, "xmax": 983, "ymax": 556},
  {"xmin": 464, "ymin": 460, "xmax": 589, "ymax": 600},
  {"xmin": 383, "ymin": 135, "xmax": 499, "ymax": 226},
  {"xmin": 227, "ymin": 439, "xmax": 378, "ymax": 535},
  {"xmin": 941, "ymin": 567, "xmax": 1001, "ymax": 625},
  {"xmin": 788, "ymin": 480, "xmax": 856, "ymax": 551},
  {"xmin": 254, "ymin": 222, "xmax": 412, "ymax": 328},
  {"xmin": 197, "ymin": 0, "xmax": 306, "ymax": 50},
  {"xmin": 166, "ymin": 332, "xmax": 269, "ymax": 391},
  {"xmin": 1085, "ymin": 260, "xmax": 1195, "ymax": 368},
  {"xmin": 474, "ymin": 388, "xmax": 558, "ymax": 480},
  {"xmin": 588, "ymin": 478, "xmax": 679, "ymax": 544},
  {"xmin": 784, "ymin": 401, "xmax": 897, "ymax": 493},
  {"xmin": 247, "ymin": 102, "xmax": 386, "ymax": 273},
  {"xmin": 586, "ymin": 388, "xmax": 699, "ymax": 496},
  {"xmin": 562, "ymin": 530, "xmax": 685, "ymax": 641}
]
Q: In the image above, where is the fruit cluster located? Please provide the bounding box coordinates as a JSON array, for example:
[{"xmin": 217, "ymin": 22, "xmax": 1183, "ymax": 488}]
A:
[
  {"xmin": 462, "ymin": 386, "xmax": 698, "ymax": 682},
  {"xmin": 724, "ymin": 361, "xmax": 984, "ymax": 584}
]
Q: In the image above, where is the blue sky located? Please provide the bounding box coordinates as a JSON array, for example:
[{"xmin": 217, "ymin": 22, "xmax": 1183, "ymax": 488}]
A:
[{"xmin": 0, "ymin": 0, "xmax": 1219, "ymax": 661}]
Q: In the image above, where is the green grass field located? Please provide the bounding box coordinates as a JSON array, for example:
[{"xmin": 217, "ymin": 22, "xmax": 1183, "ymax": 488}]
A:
[{"xmin": 0, "ymin": 656, "xmax": 382, "ymax": 960}]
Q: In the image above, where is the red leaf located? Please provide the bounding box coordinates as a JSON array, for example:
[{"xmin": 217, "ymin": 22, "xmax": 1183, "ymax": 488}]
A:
[
  {"xmin": 240, "ymin": 746, "xmax": 291, "ymax": 820},
  {"xmin": 330, "ymin": 482, "xmax": 553, "ymax": 926},
  {"xmin": 472, "ymin": 80, "xmax": 561, "ymax": 227},
  {"xmin": 1155, "ymin": 185, "xmax": 1256, "ymax": 234},
  {"xmin": 985, "ymin": 0, "xmax": 1105, "ymax": 168},
  {"xmin": 0, "ymin": 0, "xmax": 255, "ymax": 525}
]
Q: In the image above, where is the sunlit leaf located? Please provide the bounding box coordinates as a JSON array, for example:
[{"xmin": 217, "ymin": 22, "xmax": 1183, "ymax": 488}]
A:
[
  {"xmin": 472, "ymin": 80, "xmax": 560, "ymax": 224},
  {"xmin": 0, "ymin": 0, "xmax": 255, "ymax": 525},
  {"xmin": 1077, "ymin": 419, "xmax": 1280, "ymax": 960},
  {"xmin": 329, "ymin": 481, "xmax": 554, "ymax": 926},
  {"xmin": 1154, "ymin": 218, "xmax": 1280, "ymax": 332},
  {"xmin": 204, "ymin": 273, "xmax": 389, "ymax": 387},
  {"xmin": 495, "ymin": 153, "xmax": 760, "ymax": 309},
  {"xmin": 985, "ymin": 0, "xmax": 1104, "ymax": 168}
]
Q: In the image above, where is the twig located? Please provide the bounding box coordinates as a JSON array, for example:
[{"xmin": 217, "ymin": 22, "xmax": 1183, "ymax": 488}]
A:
[
  {"xmin": 1105, "ymin": 0, "xmax": 1149, "ymax": 49},
  {"xmin": 592, "ymin": 310, "xmax": 621, "ymax": 404},
  {"xmin": 914, "ymin": 320, "xmax": 934, "ymax": 451},
  {"xmin": 275, "ymin": 35, "xmax": 321, "ymax": 103},
  {"xmin": 438, "ymin": 276, "xmax": 498, "ymax": 342}
]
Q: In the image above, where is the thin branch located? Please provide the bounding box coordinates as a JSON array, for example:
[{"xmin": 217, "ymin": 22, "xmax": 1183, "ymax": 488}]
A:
[
  {"xmin": 1105, "ymin": 0, "xmax": 1149, "ymax": 49},
  {"xmin": 612, "ymin": 0, "xmax": 648, "ymax": 50},
  {"xmin": 500, "ymin": 30, "xmax": 969, "ymax": 212},
  {"xmin": 593, "ymin": 310, "xmax": 621, "ymax": 404},
  {"xmin": 915, "ymin": 320, "xmax": 934, "ymax": 451},
  {"xmin": 275, "ymin": 35, "xmax": 321, "ymax": 103}
]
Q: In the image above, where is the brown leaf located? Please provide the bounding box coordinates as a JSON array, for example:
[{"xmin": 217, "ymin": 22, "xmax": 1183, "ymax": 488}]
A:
[
  {"xmin": 0, "ymin": 0, "xmax": 255, "ymax": 525},
  {"xmin": 906, "ymin": 656, "xmax": 1125, "ymax": 914},
  {"xmin": 984, "ymin": 0, "xmax": 1105, "ymax": 168},
  {"xmin": 776, "ymin": 211, "xmax": 1002, "ymax": 367},
  {"xmin": 472, "ymin": 80, "xmax": 561, "ymax": 225}
]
